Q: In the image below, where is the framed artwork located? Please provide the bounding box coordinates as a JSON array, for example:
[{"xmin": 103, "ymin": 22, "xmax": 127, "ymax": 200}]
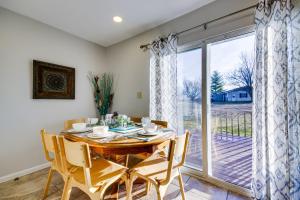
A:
[{"xmin": 33, "ymin": 60, "xmax": 75, "ymax": 99}]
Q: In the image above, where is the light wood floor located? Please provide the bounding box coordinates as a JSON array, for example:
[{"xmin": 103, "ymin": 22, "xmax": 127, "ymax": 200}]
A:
[{"xmin": 0, "ymin": 168, "xmax": 251, "ymax": 200}]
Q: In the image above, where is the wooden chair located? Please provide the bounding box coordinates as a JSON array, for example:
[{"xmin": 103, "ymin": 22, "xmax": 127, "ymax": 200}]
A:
[
  {"xmin": 127, "ymin": 117, "xmax": 168, "ymax": 164},
  {"xmin": 127, "ymin": 131, "xmax": 190, "ymax": 200},
  {"xmin": 58, "ymin": 136, "xmax": 129, "ymax": 200},
  {"xmin": 127, "ymin": 117, "xmax": 169, "ymax": 194},
  {"xmin": 128, "ymin": 116, "xmax": 168, "ymax": 163},
  {"xmin": 130, "ymin": 116, "xmax": 142, "ymax": 123},
  {"xmin": 130, "ymin": 116, "xmax": 168, "ymax": 128},
  {"xmin": 151, "ymin": 120, "xmax": 168, "ymax": 128},
  {"xmin": 40, "ymin": 129, "xmax": 66, "ymax": 199},
  {"xmin": 64, "ymin": 118, "xmax": 86, "ymax": 130}
]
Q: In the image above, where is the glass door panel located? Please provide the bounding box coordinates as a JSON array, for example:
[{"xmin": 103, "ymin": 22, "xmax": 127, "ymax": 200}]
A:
[
  {"xmin": 177, "ymin": 48, "xmax": 202, "ymax": 170},
  {"xmin": 207, "ymin": 34, "xmax": 255, "ymax": 188}
]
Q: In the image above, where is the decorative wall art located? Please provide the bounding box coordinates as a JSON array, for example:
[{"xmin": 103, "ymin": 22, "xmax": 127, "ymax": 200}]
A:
[{"xmin": 33, "ymin": 60, "xmax": 75, "ymax": 99}]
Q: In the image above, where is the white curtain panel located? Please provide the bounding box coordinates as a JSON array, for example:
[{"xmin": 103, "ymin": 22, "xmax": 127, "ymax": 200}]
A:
[
  {"xmin": 252, "ymin": 0, "xmax": 300, "ymax": 199},
  {"xmin": 150, "ymin": 34, "xmax": 177, "ymax": 130}
]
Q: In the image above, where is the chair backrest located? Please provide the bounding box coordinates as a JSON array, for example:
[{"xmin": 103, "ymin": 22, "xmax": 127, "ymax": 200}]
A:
[
  {"xmin": 61, "ymin": 137, "xmax": 92, "ymax": 168},
  {"xmin": 40, "ymin": 129, "xmax": 61, "ymax": 169},
  {"xmin": 161, "ymin": 131, "xmax": 190, "ymax": 185},
  {"xmin": 130, "ymin": 116, "xmax": 168, "ymax": 128},
  {"xmin": 174, "ymin": 131, "xmax": 190, "ymax": 166},
  {"xmin": 58, "ymin": 136, "xmax": 93, "ymax": 187},
  {"xmin": 64, "ymin": 118, "xmax": 86, "ymax": 130},
  {"xmin": 151, "ymin": 120, "xmax": 168, "ymax": 128},
  {"xmin": 130, "ymin": 116, "xmax": 142, "ymax": 123}
]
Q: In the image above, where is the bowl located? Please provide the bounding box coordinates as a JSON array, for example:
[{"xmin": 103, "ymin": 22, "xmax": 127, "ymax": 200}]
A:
[
  {"xmin": 144, "ymin": 124, "xmax": 158, "ymax": 133},
  {"xmin": 72, "ymin": 123, "xmax": 87, "ymax": 131}
]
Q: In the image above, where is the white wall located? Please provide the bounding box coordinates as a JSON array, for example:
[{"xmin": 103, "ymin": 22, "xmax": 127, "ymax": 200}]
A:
[
  {"xmin": 106, "ymin": 0, "xmax": 257, "ymax": 117},
  {"xmin": 0, "ymin": 0, "xmax": 258, "ymax": 179},
  {"xmin": 0, "ymin": 7, "xmax": 107, "ymax": 177}
]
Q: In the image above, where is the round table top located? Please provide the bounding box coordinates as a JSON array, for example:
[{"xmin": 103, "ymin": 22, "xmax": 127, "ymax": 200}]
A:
[{"xmin": 61, "ymin": 130, "xmax": 175, "ymax": 155}]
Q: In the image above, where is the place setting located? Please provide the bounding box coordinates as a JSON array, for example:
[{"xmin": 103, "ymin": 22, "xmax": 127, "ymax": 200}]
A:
[
  {"xmin": 62, "ymin": 117, "xmax": 99, "ymax": 134},
  {"xmin": 62, "ymin": 114, "xmax": 173, "ymax": 143},
  {"xmin": 115, "ymin": 115, "xmax": 173, "ymax": 142}
]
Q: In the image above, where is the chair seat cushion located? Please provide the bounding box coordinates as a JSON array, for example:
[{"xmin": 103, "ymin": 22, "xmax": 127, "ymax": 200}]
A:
[{"xmin": 71, "ymin": 158, "xmax": 126, "ymax": 187}]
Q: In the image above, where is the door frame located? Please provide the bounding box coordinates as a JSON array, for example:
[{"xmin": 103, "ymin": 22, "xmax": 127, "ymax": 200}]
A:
[{"xmin": 177, "ymin": 25, "xmax": 255, "ymax": 197}]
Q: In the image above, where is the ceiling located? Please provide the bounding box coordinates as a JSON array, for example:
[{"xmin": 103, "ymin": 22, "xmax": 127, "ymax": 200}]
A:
[{"xmin": 0, "ymin": 0, "xmax": 214, "ymax": 47}]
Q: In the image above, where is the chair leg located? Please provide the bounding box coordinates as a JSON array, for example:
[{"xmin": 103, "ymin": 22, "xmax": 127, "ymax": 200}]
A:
[
  {"xmin": 145, "ymin": 181, "xmax": 151, "ymax": 195},
  {"xmin": 98, "ymin": 182, "xmax": 114, "ymax": 200},
  {"xmin": 90, "ymin": 192, "xmax": 101, "ymax": 200},
  {"xmin": 61, "ymin": 177, "xmax": 72, "ymax": 200},
  {"xmin": 110, "ymin": 183, "xmax": 119, "ymax": 199},
  {"xmin": 158, "ymin": 185, "xmax": 169, "ymax": 199},
  {"xmin": 178, "ymin": 173, "xmax": 186, "ymax": 200},
  {"xmin": 42, "ymin": 168, "xmax": 54, "ymax": 199},
  {"xmin": 154, "ymin": 185, "xmax": 163, "ymax": 200},
  {"xmin": 126, "ymin": 175, "xmax": 133, "ymax": 200},
  {"xmin": 125, "ymin": 154, "xmax": 130, "ymax": 167},
  {"xmin": 95, "ymin": 187, "xmax": 106, "ymax": 200}
]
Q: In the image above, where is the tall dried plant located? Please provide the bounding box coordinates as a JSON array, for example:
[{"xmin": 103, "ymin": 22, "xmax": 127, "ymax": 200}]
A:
[{"xmin": 88, "ymin": 72, "xmax": 114, "ymax": 116}]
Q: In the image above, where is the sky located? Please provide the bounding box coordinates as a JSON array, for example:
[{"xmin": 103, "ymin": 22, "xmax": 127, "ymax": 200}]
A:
[{"xmin": 177, "ymin": 33, "xmax": 255, "ymax": 90}]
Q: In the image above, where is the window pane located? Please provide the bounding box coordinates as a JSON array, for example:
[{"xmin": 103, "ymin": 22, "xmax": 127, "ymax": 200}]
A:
[
  {"xmin": 177, "ymin": 48, "xmax": 202, "ymax": 170},
  {"xmin": 208, "ymin": 34, "xmax": 254, "ymax": 188}
]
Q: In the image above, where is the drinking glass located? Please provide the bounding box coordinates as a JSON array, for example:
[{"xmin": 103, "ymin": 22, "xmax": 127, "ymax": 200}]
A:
[
  {"xmin": 99, "ymin": 119, "xmax": 106, "ymax": 126},
  {"xmin": 141, "ymin": 117, "xmax": 150, "ymax": 127},
  {"xmin": 105, "ymin": 114, "xmax": 113, "ymax": 125},
  {"xmin": 86, "ymin": 118, "xmax": 91, "ymax": 127}
]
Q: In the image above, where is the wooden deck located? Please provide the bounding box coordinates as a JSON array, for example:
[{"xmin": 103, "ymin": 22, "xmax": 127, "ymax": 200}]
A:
[{"xmin": 185, "ymin": 132, "xmax": 252, "ymax": 189}]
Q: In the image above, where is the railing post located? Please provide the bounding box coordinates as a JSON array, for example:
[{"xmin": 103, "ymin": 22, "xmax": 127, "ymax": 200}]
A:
[
  {"xmin": 231, "ymin": 116, "xmax": 233, "ymax": 137},
  {"xmin": 220, "ymin": 116, "xmax": 222, "ymax": 139},
  {"xmin": 250, "ymin": 112, "xmax": 252, "ymax": 137},
  {"xmin": 225, "ymin": 113, "xmax": 228, "ymax": 139},
  {"xmin": 244, "ymin": 112, "xmax": 246, "ymax": 137},
  {"xmin": 237, "ymin": 114, "xmax": 240, "ymax": 137}
]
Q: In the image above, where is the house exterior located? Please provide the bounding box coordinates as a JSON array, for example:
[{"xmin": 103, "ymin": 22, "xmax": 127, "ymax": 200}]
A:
[{"xmin": 212, "ymin": 86, "xmax": 252, "ymax": 103}]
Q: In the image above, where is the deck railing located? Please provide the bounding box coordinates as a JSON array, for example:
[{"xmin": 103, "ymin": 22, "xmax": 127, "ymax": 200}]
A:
[{"xmin": 212, "ymin": 111, "xmax": 252, "ymax": 139}]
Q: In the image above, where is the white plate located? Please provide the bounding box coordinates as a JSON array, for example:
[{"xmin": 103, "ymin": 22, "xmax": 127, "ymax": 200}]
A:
[
  {"xmin": 67, "ymin": 127, "xmax": 92, "ymax": 133},
  {"xmin": 138, "ymin": 131, "xmax": 160, "ymax": 136},
  {"xmin": 87, "ymin": 132, "xmax": 110, "ymax": 139}
]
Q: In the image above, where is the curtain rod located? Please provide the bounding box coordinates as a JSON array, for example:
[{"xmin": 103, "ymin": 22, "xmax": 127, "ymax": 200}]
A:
[{"xmin": 140, "ymin": 3, "xmax": 258, "ymax": 50}]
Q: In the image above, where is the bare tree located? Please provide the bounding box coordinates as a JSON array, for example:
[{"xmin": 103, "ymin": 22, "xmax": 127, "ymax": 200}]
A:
[
  {"xmin": 183, "ymin": 80, "xmax": 201, "ymax": 102},
  {"xmin": 227, "ymin": 52, "xmax": 254, "ymax": 97}
]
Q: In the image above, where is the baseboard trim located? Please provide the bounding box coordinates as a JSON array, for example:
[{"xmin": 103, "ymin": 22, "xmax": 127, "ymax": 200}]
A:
[{"xmin": 0, "ymin": 163, "xmax": 50, "ymax": 183}]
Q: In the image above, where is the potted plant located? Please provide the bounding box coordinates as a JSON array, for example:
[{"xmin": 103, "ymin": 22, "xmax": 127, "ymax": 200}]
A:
[{"xmin": 88, "ymin": 72, "xmax": 114, "ymax": 119}]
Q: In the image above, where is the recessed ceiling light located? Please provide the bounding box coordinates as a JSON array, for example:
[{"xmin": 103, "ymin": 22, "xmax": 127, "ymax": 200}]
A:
[{"xmin": 113, "ymin": 16, "xmax": 123, "ymax": 23}]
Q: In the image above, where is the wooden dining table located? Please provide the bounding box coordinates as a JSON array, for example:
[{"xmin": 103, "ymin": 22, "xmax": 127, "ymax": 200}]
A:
[{"xmin": 61, "ymin": 128, "xmax": 175, "ymax": 199}]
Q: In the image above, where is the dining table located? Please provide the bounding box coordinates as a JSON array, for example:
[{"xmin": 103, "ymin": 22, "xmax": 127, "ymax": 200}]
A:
[{"xmin": 61, "ymin": 126, "xmax": 175, "ymax": 199}]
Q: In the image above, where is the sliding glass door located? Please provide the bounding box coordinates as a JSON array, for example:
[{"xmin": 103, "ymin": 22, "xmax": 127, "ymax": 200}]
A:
[
  {"xmin": 207, "ymin": 33, "xmax": 255, "ymax": 189},
  {"xmin": 177, "ymin": 29, "xmax": 255, "ymax": 193},
  {"xmin": 177, "ymin": 48, "xmax": 202, "ymax": 170}
]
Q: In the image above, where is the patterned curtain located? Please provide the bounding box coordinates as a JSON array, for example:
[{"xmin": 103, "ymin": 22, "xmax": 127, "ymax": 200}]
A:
[
  {"xmin": 150, "ymin": 34, "xmax": 177, "ymax": 130},
  {"xmin": 252, "ymin": 0, "xmax": 300, "ymax": 199}
]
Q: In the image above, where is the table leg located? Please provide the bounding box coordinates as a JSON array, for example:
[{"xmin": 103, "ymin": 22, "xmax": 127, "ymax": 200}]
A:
[{"xmin": 110, "ymin": 183, "xmax": 119, "ymax": 200}]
